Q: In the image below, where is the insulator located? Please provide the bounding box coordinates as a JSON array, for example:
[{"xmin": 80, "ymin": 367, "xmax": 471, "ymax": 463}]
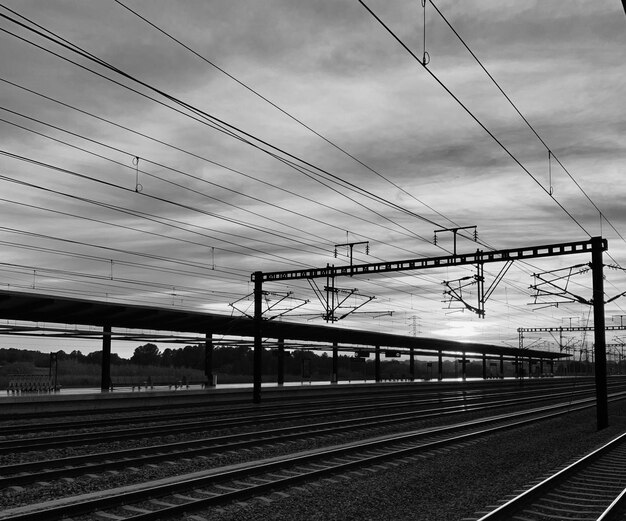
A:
[
  {"xmin": 334, "ymin": 248, "xmax": 337, "ymax": 258},
  {"xmin": 366, "ymin": 244, "xmax": 369, "ymax": 255}
]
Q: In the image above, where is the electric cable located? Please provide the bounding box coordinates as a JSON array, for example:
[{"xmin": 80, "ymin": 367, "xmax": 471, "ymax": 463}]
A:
[{"xmin": 0, "ymin": 7, "xmax": 448, "ymax": 239}]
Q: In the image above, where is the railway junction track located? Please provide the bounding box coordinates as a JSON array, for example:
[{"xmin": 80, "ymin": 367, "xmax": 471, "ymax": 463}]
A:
[{"xmin": 2, "ymin": 378, "xmax": 626, "ymax": 521}]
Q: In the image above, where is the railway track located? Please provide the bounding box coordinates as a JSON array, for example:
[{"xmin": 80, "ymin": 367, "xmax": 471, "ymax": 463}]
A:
[
  {"xmin": 2, "ymin": 379, "xmax": 614, "ymax": 443},
  {"xmin": 2, "ymin": 377, "xmax": 608, "ymax": 430},
  {"xmin": 472, "ymin": 431, "xmax": 626, "ymax": 521},
  {"xmin": 0, "ymin": 385, "xmax": 605, "ymax": 454},
  {"xmin": 2, "ymin": 393, "xmax": 624, "ymax": 521},
  {"xmin": 1, "ymin": 391, "xmax": 615, "ymax": 489}
]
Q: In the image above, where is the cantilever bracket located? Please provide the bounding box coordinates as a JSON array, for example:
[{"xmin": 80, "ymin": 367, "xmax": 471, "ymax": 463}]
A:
[
  {"xmin": 308, "ymin": 277, "xmax": 375, "ymax": 322},
  {"xmin": 229, "ymin": 291, "xmax": 309, "ymax": 320},
  {"xmin": 529, "ymin": 263, "xmax": 592, "ymax": 308}
]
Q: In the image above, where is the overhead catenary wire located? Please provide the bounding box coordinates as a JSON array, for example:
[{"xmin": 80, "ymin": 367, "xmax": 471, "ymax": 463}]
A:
[
  {"xmin": 0, "ymin": 4, "xmax": 616, "ymax": 338},
  {"xmin": 426, "ymin": 0, "xmax": 626, "ymax": 252},
  {"xmin": 0, "ymin": 78, "xmax": 444, "ymax": 257},
  {"xmin": 357, "ymin": 0, "xmax": 592, "ymax": 239},
  {"xmin": 0, "ymin": 106, "xmax": 437, "ymax": 253},
  {"xmin": 0, "ymin": 11, "xmax": 444, "ymax": 242},
  {"xmin": 91, "ymin": 3, "xmax": 614, "ymax": 302},
  {"xmin": 112, "ymin": 0, "xmax": 460, "ymax": 230}
]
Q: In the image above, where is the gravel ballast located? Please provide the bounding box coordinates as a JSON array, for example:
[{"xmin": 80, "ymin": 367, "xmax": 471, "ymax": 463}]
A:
[{"xmin": 186, "ymin": 401, "xmax": 626, "ymax": 521}]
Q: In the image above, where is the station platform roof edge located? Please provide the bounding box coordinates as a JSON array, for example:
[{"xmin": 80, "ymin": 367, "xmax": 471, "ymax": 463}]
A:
[{"xmin": 0, "ymin": 289, "xmax": 564, "ymax": 359}]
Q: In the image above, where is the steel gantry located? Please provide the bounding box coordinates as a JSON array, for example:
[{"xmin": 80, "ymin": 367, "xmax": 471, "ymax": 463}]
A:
[
  {"xmin": 518, "ymin": 325, "xmax": 626, "ymax": 352},
  {"xmin": 252, "ymin": 237, "xmax": 609, "ymax": 429}
]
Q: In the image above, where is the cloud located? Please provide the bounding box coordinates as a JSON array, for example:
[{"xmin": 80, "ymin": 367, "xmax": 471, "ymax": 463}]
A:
[{"xmin": 0, "ymin": 0, "xmax": 624, "ymax": 357}]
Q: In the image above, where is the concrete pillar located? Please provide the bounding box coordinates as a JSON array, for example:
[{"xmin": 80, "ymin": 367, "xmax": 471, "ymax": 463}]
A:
[
  {"xmin": 204, "ymin": 332, "xmax": 215, "ymax": 386},
  {"xmin": 409, "ymin": 347, "xmax": 415, "ymax": 381},
  {"xmin": 277, "ymin": 338, "xmax": 285, "ymax": 386},
  {"xmin": 462, "ymin": 353, "xmax": 467, "ymax": 381},
  {"xmin": 500, "ymin": 355, "xmax": 504, "ymax": 378},
  {"xmin": 438, "ymin": 350, "xmax": 443, "ymax": 381},
  {"xmin": 375, "ymin": 345, "xmax": 381, "ymax": 382},
  {"xmin": 482, "ymin": 354, "xmax": 487, "ymax": 380},
  {"xmin": 101, "ymin": 324, "xmax": 111, "ymax": 392},
  {"xmin": 332, "ymin": 341, "xmax": 338, "ymax": 384}
]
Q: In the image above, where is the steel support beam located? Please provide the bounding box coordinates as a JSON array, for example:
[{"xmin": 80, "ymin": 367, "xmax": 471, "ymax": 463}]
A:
[
  {"xmin": 592, "ymin": 236, "xmax": 608, "ymax": 429},
  {"xmin": 253, "ymin": 271, "xmax": 263, "ymax": 403},
  {"xmin": 250, "ymin": 238, "xmax": 607, "ymax": 404},
  {"xmin": 255, "ymin": 239, "xmax": 604, "ymax": 283}
]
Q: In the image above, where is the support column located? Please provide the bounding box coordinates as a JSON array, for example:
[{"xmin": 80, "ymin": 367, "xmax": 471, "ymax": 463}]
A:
[
  {"xmin": 438, "ymin": 350, "xmax": 443, "ymax": 381},
  {"xmin": 482, "ymin": 354, "xmax": 487, "ymax": 380},
  {"xmin": 204, "ymin": 332, "xmax": 215, "ymax": 386},
  {"xmin": 528, "ymin": 356, "xmax": 533, "ymax": 378},
  {"xmin": 539, "ymin": 358, "xmax": 544, "ymax": 376},
  {"xmin": 253, "ymin": 271, "xmax": 263, "ymax": 403},
  {"xmin": 331, "ymin": 341, "xmax": 338, "ymax": 384},
  {"xmin": 462, "ymin": 352, "xmax": 467, "ymax": 381},
  {"xmin": 375, "ymin": 345, "xmax": 381, "ymax": 382},
  {"xmin": 101, "ymin": 324, "xmax": 111, "ymax": 392},
  {"xmin": 409, "ymin": 347, "xmax": 415, "ymax": 381},
  {"xmin": 592, "ymin": 236, "xmax": 608, "ymax": 430},
  {"xmin": 499, "ymin": 355, "xmax": 504, "ymax": 378},
  {"xmin": 549, "ymin": 358, "xmax": 554, "ymax": 375},
  {"xmin": 277, "ymin": 338, "xmax": 285, "ymax": 386}
]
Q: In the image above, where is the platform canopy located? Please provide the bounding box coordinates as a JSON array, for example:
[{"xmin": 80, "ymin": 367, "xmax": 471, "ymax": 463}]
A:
[{"xmin": 0, "ymin": 289, "xmax": 563, "ymax": 360}]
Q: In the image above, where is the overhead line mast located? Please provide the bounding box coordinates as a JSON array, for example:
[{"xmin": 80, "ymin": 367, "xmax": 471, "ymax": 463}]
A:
[{"xmin": 252, "ymin": 237, "xmax": 609, "ymax": 432}]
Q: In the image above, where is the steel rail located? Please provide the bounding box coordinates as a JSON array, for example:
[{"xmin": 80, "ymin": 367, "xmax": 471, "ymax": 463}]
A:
[
  {"xmin": 2, "ymin": 389, "xmax": 617, "ymax": 489},
  {"xmin": 0, "ymin": 395, "xmax": 613, "ymax": 521},
  {"xmin": 2, "ymin": 379, "xmax": 593, "ymax": 435},
  {"xmin": 474, "ymin": 431, "xmax": 626, "ymax": 520},
  {"xmin": 0, "ymin": 384, "xmax": 605, "ymax": 453}
]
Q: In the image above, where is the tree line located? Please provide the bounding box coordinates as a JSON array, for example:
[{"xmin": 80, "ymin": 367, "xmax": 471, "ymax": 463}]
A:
[{"xmin": 0, "ymin": 344, "xmax": 416, "ymax": 380}]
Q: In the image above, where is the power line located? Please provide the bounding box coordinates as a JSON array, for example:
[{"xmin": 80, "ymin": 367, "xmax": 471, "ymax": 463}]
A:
[
  {"xmin": 113, "ymin": 0, "xmax": 460, "ymax": 230},
  {"xmin": 427, "ymin": 0, "xmax": 626, "ymax": 250},
  {"xmin": 0, "ymin": 104, "xmax": 436, "ymax": 252},
  {"xmin": 0, "ymin": 7, "xmax": 447, "ymax": 240},
  {"xmin": 358, "ymin": 0, "xmax": 592, "ymax": 239}
]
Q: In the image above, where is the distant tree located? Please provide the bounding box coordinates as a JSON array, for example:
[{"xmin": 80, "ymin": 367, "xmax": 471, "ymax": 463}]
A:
[
  {"xmin": 84, "ymin": 350, "xmax": 125, "ymax": 365},
  {"xmin": 161, "ymin": 347, "xmax": 174, "ymax": 367},
  {"xmin": 131, "ymin": 343, "xmax": 161, "ymax": 366},
  {"xmin": 85, "ymin": 351, "xmax": 102, "ymax": 365}
]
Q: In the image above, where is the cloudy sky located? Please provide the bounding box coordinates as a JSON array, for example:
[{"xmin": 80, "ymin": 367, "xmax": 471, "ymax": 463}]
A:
[{"xmin": 1, "ymin": 1, "xmax": 625, "ymax": 357}]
